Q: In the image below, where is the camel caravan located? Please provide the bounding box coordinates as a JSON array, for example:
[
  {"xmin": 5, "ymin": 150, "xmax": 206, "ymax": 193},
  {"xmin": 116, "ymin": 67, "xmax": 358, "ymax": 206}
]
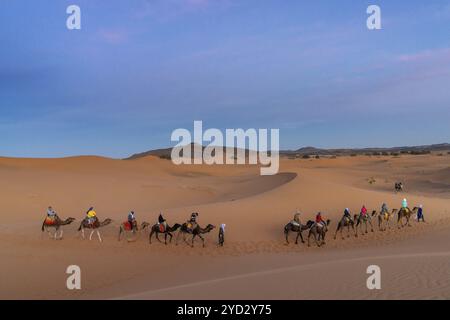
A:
[
  {"xmin": 41, "ymin": 209, "xmax": 218, "ymax": 247},
  {"xmin": 41, "ymin": 198, "xmax": 425, "ymax": 249},
  {"xmin": 285, "ymin": 199, "xmax": 425, "ymax": 247}
]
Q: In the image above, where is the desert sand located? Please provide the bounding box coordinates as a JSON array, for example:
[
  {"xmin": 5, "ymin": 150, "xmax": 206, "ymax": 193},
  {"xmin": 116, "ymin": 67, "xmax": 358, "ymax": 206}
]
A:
[{"xmin": 1, "ymin": 154, "xmax": 449, "ymax": 300}]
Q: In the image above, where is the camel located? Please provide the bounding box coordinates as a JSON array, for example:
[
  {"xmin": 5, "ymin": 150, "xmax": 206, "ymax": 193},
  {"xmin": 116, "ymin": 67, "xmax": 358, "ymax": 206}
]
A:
[
  {"xmin": 397, "ymin": 207, "xmax": 418, "ymax": 228},
  {"xmin": 284, "ymin": 220, "xmax": 314, "ymax": 244},
  {"xmin": 333, "ymin": 216, "xmax": 356, "ymax": 240},
  {"xmin": 395, "ymin": 182, "xmax": 404, "ymax": 193},
  {"xmin": 78, "ymin": 218, "xmax": 113, "ymax": 242},
  {"xmin": 118, "ymin": 221, "xmax": 150, "ymax": 241},
  {"xmin": 149, "ymin": 223, "xmax": 182, "ymax": 245},
  {"xmin": 354, "ymin": 210, "xmax": 376, "ymax": 236},
  {"xmin": 41, "ymin": 216, "xmax": 76, "ymax": 240},
  {"xmin": 378, "ymin": 209, "xmax": 398, "ymax": 231},
  {"xmin": 308, "ymin": 219, "xmax": 331, "ymax": 247},
  {"xmin": 176, "ymin": 223, "xmax": 216, "ymax": 247}
]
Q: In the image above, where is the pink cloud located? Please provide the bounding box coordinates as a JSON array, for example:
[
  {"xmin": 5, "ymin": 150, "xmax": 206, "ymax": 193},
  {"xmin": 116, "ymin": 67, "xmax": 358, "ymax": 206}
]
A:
[
  {"xmin": 97, "ymin": 29, "xmax": 127, "ymax": 44},
  {"xmin": 397, "ymin": 48, "xmax": 450, "ymax": 63}
]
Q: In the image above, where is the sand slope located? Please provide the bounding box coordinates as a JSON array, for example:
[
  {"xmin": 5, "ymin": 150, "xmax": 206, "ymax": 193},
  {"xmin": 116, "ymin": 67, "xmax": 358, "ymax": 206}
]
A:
[{"xmin": 0, "ymin": 154, "xmax": 449, "ymax": 299}]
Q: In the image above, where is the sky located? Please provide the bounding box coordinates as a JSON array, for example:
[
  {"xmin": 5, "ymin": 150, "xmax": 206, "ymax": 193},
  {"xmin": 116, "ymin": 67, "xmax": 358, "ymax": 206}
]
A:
[{"xmin": 0, "ymin": 0, "xmax": 449, "ymax": 158}]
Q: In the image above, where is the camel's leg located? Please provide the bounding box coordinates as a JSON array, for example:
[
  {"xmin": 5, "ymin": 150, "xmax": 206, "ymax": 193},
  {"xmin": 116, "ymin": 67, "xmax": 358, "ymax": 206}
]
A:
[
  {"xmin": 89, "ymin": 230, "xmax": 94, "ymax": 240},
  {"xmin": 155, "ymin": 232, "xmax": 163, "ymax": 243},
  {"xmin": 198, "ymin": 234, "xmax": 205, "ymax": 248},
  {"xmin": 168, "ymin": 232, "xmax": 173, "ymax": 243},
  {"xmin": 164, "ymin": 233, "xmax": 168, "ymax": 245},
  {"xmin": 369, "ymin": 220, "xmax": 374, "ymax": 232},
  {"xmin": 149, "ymin": 230, "xmax": 154, "ymax": 244},
  {"xmin": 97, "ymin": 230, "xmax": 102, "ymax": 242},
  {"xmin": 333, "ymin": 224, "xmax": 340, "ymax": 240},
  {"xmin": 118, "ymin": 227, "xmax": 123, "ymax": 241},
  {"xmin": 191, "ymin": 234, "xmax": 196, "ymax": 247},
  {"xmin": 183, "ymin": 233, "xmax": 190, "ymax": 246},
  {"xmin": 175, "ymin": 230, "xmax": 182, "ymax": 246},
  {"xmin": 81, "ymin": 228, "xmax": 85, "ymax": 240},
  {"xmin": 298, "ymin": 230, "xmax": 305, "ymax": 244},
  {"xmin": 58, "ymin": 229, "xmax": 64, "ymax": 240},
  {"xmin": 285, "ymin": 230, "xmax": 290, "ymax": 244}
]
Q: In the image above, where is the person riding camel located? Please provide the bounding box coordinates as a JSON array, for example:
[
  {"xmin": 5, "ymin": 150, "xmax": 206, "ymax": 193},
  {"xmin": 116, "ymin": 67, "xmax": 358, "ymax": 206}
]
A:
[
  {"xmin": 315, "ymin": 212, "xmax": 326, "ymax": 228},
  {"xmin": 292, "ymin": 210, "xmax": 301, "ymax": 227},
  {"xmin": 46, "ymin": 206, "xmax": 57, "ymax": 224},
  {"xmin": 86, "ymin": 207, "xmax": 97, "ymax": 226},
  {"xmin": 187, "ymin": 212, "xmax": 199, "ymax": 232},
  {"xmin": 402, "ymin": 198, "xmax": 408, "ymax": 209},
  {"xmin": 360, "ymin": 205, "xmax": 368, "ymax": 216},
  {"xmin": 381, "ymin": 203, "xmax": 389, "ymax": 219},
  {"xmin": 128, "ymin": 211, "xmax": 136, "ymax": 232},
  {"xmin": 343, "ymin": 208, "xmax": 351, "ymax": 222},
  {"xmin": 158, "ymin": 213, "xmax": 167, "ymax": 232}
]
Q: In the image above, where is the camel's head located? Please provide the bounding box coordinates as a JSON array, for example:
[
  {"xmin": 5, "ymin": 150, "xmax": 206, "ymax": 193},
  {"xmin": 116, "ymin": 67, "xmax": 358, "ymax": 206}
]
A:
[
  {"xmin": 371, "ymin": 210, "xmax": 377, "ymax": 217},
  {"xmin": 326, "ymin": 219, "xmax": 331, "ymax": 226},
  {"xmin": 67, "ymin": 217, "xmax": 76, "ymax": 223},
  {"xmin": 103, "ymin": 218, "xmax": 113, "ymax": 225},
  {"xmin": 206, "ymin": 224, "xmax": 216, "ymax": 232},
  {"xmin": 140, "ymin": 222, "xmax": 150, "ymax": 229}
]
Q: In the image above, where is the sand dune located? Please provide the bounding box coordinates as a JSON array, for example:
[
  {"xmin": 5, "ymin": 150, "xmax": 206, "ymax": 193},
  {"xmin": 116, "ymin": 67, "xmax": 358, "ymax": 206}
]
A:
[{"xmin": 0, "ymin": 154, "xmax": 449, "ymax": 299}]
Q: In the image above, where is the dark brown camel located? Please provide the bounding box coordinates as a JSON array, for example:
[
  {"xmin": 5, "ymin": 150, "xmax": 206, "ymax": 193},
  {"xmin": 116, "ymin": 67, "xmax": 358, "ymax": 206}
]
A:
[
  {"xmin": 308, "ymin": 219, "xmax": 331, "ymax": 247},
  {"xmin": 284, "ymin": 220, "xmax": 314, "ymax": 244},
  {"xmin": 397, "ymin": 207, "xmax": 418, "ymax": 228},
  {"xmin": 41, "ymin": 216, "xmax": 76, "ymax": 240},
  {"xmin": 334, "ymin": 216, "xmax": 356, "ymax": 240},
  {"xmin": 118, "ymin": 221, "xmax": 149, "ymax": 241},
  {"xmin": 78, "ymin": 218, "xmax": 113, "ymax": 242},
  {"xmin": 354, "ymin": 210, "xmax": 376, "ymax": 236},
  {"xmin": 176, "ymin": 223, "xmax": 216, "ymax": 247},
  {"xmin": 378, "ymin": 209, "xmax": 397, "ymax": 231},
  {"xmin": 149, "ymin": 223, "xmax": 182, "ymax": 245}
]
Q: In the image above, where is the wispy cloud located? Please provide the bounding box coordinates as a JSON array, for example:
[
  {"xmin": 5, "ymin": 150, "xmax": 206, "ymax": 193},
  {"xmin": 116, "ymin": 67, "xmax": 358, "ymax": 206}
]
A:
[
  {"xmin": 96, "ymin": 29, "xmax": 128, "ymax": 45},
  {"xmin": 397, "ymin": 48, "xmax": 450, "ymax": 63}
]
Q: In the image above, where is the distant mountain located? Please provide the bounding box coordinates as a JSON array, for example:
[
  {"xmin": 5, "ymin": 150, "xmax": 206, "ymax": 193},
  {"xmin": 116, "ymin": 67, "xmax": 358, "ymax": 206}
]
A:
[{"xmin": 126, "ymin": 143, "xmax": 450, "ymax": 160}]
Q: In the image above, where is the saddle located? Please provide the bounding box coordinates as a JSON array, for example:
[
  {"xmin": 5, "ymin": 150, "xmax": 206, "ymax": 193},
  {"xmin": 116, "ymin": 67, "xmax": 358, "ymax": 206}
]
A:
[
  {"xmin": 123, "ymin": 221, "xmax": 133, "ymax": 231},
  {"xmin": 45, "ymin": 217, "xmax": 56, "ymax": 225},
  {"xmin": 186, "ymin": 222, "xmax": 197, "ymax": 232},
  {"xmin": 158, "ymin": 223, "xmax": 166, "ymax": 233}
]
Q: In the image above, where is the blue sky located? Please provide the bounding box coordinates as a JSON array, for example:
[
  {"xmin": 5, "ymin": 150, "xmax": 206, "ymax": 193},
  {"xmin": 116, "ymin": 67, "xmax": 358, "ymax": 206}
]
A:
[{"xmin": 0, "ymin": 0, "xmax": 449, "ymax": 157}]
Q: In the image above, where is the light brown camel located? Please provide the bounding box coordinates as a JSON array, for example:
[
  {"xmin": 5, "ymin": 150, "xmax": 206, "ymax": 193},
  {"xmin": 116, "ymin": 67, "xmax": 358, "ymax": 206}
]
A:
[
  {"xmin": 118, "ymin": 221, "xmax": 150, "ymax": 241},
  {"xmin": 397, "ymin": 207, "xmax": 418, "ymax": 228},
  {"xmin": 78, "ymin": 218, "xmax": 113, "ymax": 242},
  {"xmin": 176, "ymin": 223, "xmax": 216, "ymax": 247},
  {"xmin": 41, "ymin": 216, "xmax": 76, "ymax": 240},
  {"xmin": 334, "ymin": 215, "xmax": 356, "ymax": 240},
  {"xmin": 378, "ymin": 209, "xmax": 398, "ymax": 231},
  {"xmin": 308, "ymin": 219, "xmax": 331, "ymax": 247},
  {"xmin": 284, "ymin": 220, "xmax": 314, "ymax": 244},
  {"xmin": 354, "ymin": 210, "xmax": 376, "ymax": 236}
]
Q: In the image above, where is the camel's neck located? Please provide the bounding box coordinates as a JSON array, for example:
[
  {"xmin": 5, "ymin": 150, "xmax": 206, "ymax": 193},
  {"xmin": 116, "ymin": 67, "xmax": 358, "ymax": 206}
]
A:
[
  {"xmin": 61, "ymin": 219, "xmax": 72, "ymax": 225},
  {"xmin": 100, "ymin": 220, "xmax": 111, "ymax": 227}
]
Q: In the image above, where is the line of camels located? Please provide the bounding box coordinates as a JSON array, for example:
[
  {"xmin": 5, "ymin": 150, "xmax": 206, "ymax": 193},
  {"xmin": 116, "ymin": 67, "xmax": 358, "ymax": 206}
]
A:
[
  {"xmin": 42, "ymin": 215, "xmax": 216, "ymax": 247},
  {"xmin": 41, "ymin": 206, "xmax": 420, "ymax": 248},
  {"xmin": 284, "ymin": 206, "xmax": 420, "ymax": 247}
]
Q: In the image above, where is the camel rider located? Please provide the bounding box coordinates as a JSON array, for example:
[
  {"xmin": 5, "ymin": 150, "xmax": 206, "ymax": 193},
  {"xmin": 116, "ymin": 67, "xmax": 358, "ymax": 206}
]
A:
[
  {"xmin": 158, "ymin": 213, "xmax": 167, "ymax": 231},
  {"xmin": 292, "ymin": 210, "xmax": 301, "ymax": 227},
  {"xmin": 86, "ymin": 207, "xmax": 97, "ymax": 225},
  {"xmin": 187, "ymin": 212, "xmax": 199, "ymax": 231},
  {"xmin": 380, "ymin": 203, "xmax": 389, "ymax": 218},
  {"xmin": 344, "ymin": 208, "xmax": 351, "ymax": 222},
  {"xmin": 46, "ymin": 206, "xmax": 57, "ymax": 223},
  {"xmin": 360, "ymin": 205, "xmax": 368, "ymax": 216},
  {"xmin": 402, "ymin": 198, "xmax": 410, "ymax": 213},
  {"xmin": 315, "ymin": 212, "xmax": 326, "ymax": 228},
  {"xmin": 128, "ymin": 211, "xmax": 136, "ymax": 232}
]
